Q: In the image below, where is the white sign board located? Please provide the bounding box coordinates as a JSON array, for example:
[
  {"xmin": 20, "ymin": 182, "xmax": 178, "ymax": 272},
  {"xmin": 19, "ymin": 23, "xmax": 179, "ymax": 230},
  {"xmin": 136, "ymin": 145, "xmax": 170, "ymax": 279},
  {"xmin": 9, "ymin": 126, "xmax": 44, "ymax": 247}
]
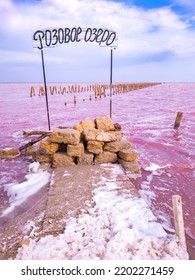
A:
[{"xmin": 33, "ymin": 26, "xmax": 118, "ymax": 50}]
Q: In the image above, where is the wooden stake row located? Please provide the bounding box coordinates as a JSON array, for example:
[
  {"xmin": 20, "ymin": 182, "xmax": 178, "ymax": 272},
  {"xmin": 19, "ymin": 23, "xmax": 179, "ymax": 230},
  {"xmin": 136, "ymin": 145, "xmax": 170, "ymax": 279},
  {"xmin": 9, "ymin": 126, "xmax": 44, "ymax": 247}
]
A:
[{"xmin": 30, "ymin": 83, "xmax": 161, "ymax": 97}]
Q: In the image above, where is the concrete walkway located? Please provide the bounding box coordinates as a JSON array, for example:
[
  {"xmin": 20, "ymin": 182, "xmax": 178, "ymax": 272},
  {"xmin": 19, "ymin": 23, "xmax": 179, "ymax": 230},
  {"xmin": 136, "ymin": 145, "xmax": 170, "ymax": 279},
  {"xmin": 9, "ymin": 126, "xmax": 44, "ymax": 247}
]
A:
[
  {"xmin": 41, "ymin": 163, "xmax": 140, "ymax": 236},
  {"xmin": 0, "ymin": 163, "xmax": 139, "ymax": 259}
]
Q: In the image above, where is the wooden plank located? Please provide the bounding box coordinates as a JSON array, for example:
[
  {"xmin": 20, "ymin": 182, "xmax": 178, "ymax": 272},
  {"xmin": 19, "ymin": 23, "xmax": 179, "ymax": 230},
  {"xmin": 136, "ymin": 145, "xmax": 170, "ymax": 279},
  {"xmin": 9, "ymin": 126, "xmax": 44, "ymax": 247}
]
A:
[
  {"xmin": 19, "ymin": 135, "xmax": 47, "ymax": 151},
  {"xmin": 172, "ymin": 195, "xmax": 186, "ymax": 247},
  {"xmin": 23, "ymin": 130, "xmax": 51, "ymax": 136}
]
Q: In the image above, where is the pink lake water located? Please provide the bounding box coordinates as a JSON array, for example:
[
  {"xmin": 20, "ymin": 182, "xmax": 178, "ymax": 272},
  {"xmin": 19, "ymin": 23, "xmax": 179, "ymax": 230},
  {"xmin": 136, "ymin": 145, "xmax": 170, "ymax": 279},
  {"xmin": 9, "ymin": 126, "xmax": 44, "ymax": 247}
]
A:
[{"xmin": 0, "ymin": 82, "xmax": 194, "ymax": 259}]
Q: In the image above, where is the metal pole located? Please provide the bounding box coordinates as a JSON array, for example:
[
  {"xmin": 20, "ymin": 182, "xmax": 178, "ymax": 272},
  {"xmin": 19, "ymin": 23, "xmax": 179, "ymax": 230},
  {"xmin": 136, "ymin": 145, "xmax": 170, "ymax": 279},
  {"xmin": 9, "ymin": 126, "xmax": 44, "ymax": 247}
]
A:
[
  {"xmin": 110, "ymin": 48, "xmax": 113, "ymax": 119},
  {"xmin": 41, "ymin": 49, "xmax": 51, "ymax": 130}
]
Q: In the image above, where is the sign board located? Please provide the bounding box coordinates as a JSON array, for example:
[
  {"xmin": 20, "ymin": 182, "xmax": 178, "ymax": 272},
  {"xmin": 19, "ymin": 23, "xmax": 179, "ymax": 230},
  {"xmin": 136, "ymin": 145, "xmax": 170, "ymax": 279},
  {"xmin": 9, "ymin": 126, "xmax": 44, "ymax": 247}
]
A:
[
  {"xmin": 33, "ymin": 26, "xmax": 118, "ymax": 50},
  {"xmin": 32, "ymin": 26, "xmax": 118, "ymax": 130}
]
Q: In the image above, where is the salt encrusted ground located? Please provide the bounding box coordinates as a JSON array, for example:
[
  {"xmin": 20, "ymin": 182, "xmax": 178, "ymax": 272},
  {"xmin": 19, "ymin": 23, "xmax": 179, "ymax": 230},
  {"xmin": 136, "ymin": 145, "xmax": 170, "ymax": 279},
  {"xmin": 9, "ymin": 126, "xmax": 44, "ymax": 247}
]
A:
[{"xmin": 0, "ymin": 162, "xmax": 188, "ymax": 260}]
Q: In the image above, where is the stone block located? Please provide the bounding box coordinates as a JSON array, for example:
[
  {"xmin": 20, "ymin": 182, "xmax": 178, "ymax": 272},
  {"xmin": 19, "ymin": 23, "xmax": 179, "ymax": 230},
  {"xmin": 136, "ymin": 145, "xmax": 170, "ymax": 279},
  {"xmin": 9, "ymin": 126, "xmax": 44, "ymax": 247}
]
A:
[
  {"xmin": 39, "ymin": 141, "xmax": 59, "ymax": 154},
  {"xmin": 83, "ymin": 128, "xmax": 102, "ymax": 141},
  {"xmin": 96, "ymin": 131, "xmax": 122, "ymax": 142},
  {"xmin": 0, "ymin": 148, "xmax": 20, "ymax": 158},
  {"xmin": 83, "ymin": 128, "xmax": 122, "ymax": 142},
  {"xmin": 26, "ymin": 146, "xmax": 39, "ymax": 156},
  {"xmin": 67, "ymin": 143, "xmax": 84, "ymax": 157},
  {"xmin": 118, "ymin": 149, "xmax": 138, "ymax": 162},
  {"xmin": 33, "ymin": 152, "xmax": 52, "ymax": 163},
  {"xmin": 95, "ymin": 151, "xmax": 117, "ymax": 164},
  {"xmin": 80, "ymin": 118, "xmax": 95, "ymax": 129},
  {"xmin": 73, "ymin": 119, "xmax": 95, "ymax": 134},
  {"xmin": 87, "ymin": 140, "xmax": 104, "ymax": 154},
  {"xmin": 73, "ymin": 124, "xmax": 83, "ymax": 133},
  {"xmin": 50, "ymin": 128, "xmax": 80, "ymax": 145},
  {"xmin": 95, "ymin": 116, "xmax": 115, "ymax": 131},
  {"xmin": 118, "ymin": 159, "xmax": 141, "ymax": 174},
  {"xmin": 77, "ymin": 151, "xmax": 94, "ymax": 165},
  {"xmin": 52, "ymin": 152, "xmax": 75, "ymax": 166},
  {"xmin": 104, "ymin": 139, "xmax": 131, "ymax": 153}
]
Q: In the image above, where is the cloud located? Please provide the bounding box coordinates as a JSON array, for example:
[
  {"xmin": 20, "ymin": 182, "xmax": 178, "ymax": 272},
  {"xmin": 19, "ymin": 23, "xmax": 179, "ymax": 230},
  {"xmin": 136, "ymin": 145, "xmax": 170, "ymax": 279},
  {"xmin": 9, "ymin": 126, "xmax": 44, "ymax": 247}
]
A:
[
  {"xmin": 1, "ymin": 0, "xmax": 195, "ymax": 82},
  {"xmin": 171, "ymin": 0, "xmax": 195, "ymax": 24},
  {"xmin": 173, "ymin": 0, "xmax": 195, "ymax": 9},
  {"xmin": 0, "ymin": 49, "xmax": 74, "ymax": 65},
  {"xmin": 0, "ymin": 0, "xmax": 13, "ymax": 9}
]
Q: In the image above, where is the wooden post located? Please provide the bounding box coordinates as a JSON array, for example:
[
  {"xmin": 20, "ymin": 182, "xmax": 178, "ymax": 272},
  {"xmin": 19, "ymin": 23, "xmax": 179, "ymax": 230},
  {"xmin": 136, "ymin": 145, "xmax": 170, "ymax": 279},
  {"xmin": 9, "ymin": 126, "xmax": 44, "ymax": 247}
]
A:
[
  {"xmin": 30, "ymin": 86, "xmax": 35, "ymax": 97},
  {"xmin": 174, "ymin": 112, "xmax": 183, "ymax": 129},
  {"xmin": 172, "ymin": 195, "xmax": 186, "ymax": 248}
]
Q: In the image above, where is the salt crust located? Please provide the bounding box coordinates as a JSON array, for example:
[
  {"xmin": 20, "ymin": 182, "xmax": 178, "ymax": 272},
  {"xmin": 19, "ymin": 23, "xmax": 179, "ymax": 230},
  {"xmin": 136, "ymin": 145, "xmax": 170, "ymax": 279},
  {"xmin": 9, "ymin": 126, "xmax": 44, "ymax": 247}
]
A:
[
  {"xmin": 1, "ymin": 162, "xmax": 50, "ymax": 217},
  {"xmin": 15, "ymin": 164, "xmax": 188, "ymax": 260}
]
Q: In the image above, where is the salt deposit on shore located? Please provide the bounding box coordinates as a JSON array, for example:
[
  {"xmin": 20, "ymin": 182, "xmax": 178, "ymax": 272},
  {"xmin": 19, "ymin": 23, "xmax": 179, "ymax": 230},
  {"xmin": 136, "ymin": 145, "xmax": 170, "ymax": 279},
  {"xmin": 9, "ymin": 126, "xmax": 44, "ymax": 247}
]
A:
[
  {"xmin": 15, "ymin": 164, "xmax": 188, "ymax": 260},
  {"xmin": 1, "ymin": 162, "xmax": 50, "ymax": 217}
]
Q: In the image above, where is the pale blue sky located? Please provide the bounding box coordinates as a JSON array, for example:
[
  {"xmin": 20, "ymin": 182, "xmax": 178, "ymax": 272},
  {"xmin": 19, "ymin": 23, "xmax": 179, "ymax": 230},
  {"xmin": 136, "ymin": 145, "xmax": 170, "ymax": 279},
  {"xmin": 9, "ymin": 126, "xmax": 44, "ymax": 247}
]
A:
[{"xmin": 1, "ymin": 0, "xmax": 195, "ymax": 82}]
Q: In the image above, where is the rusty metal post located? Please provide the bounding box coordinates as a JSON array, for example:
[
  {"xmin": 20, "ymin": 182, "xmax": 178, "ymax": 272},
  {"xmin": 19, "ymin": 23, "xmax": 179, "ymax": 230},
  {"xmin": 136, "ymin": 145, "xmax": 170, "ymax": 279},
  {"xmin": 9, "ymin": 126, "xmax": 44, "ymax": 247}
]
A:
[
  {"xmin": 109, "ymin": 48, "xmax": 113, "ymax": 119},
  {"xmin": 41, "ymin": 49, "xmax": 51, "ymax": 130}
]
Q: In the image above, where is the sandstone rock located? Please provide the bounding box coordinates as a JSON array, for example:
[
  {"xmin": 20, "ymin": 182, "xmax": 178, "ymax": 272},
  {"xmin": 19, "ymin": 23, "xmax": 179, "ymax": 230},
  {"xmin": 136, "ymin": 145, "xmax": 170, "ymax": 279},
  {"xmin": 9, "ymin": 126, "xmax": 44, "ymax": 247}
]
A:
[
  {"xmin": 33, "ymin": 152, "xmax": 52, "ymax": 163},
  {"xmin": 80, "ymin": 118, "xmax": 95, "ymax": 129},
  {"xmin": 73, "ymin": 119, "xmax": 95, "ymax": 134},
  {"xmin": 67, "ymin": 143, "xmax": 84, "ymax": 157},
  {"xmin": 96, "ymin": 131, "xmax": 122, "ymax": 142},
  {"xmin": 87, "ymin": 140, "xmax": 104, "ymax": 154},
  {"xmin": 73, "ymin": 124, "xmax": 83, "ymax": 133},
  {"xmin": 77, "ymin": 151, "xmax": 94, "ymax": 165},
  {"xmin": 52, "ymin": 152, "xmax": 75, "ymax": 166},
  {"xmin": 95, "ymin": 116, "xmax": 115, "ymax": 131},
  {"xmin": 26, "ymin": 146, "xmax": 39, "ymax": 156},
  {"xmin": 83, "ymin": 128, "xmax": 122, "ymax": 142},
  {"xmin": 118, "ymin": 149, "xmax": 138, "ymax": 162},
  {"xmin": 39, "ymin": 141, "xmax": 59, "ymax": 154},
  {"xmin": 95, "ymin": 151, "xmax": 117, "ymax": 164},
  {"xmin": 118, "ymin": 159, "xmax": 141, "ymax": 174},
  {"xmin": 50, "ymin": 128, "xmax": 80, "ymax": 145},
  {"xmin": 0, "ymin": 148, "xmax": 20, "ymax": 158},
  {"xmin": 104, "ymin": 139, "xmax": 131, "ymax": 153},
  {"xmin": 83, "ymin": 128, "xmax": 102, "ymax": 141}
]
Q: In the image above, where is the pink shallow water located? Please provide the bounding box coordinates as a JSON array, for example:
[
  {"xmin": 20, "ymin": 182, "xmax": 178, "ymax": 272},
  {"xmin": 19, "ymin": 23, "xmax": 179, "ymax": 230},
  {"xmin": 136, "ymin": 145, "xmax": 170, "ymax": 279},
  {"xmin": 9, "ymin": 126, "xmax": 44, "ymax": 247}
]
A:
[{"xmin": 0, "ymin": 82, "xmax": 195, "ymax": 258}]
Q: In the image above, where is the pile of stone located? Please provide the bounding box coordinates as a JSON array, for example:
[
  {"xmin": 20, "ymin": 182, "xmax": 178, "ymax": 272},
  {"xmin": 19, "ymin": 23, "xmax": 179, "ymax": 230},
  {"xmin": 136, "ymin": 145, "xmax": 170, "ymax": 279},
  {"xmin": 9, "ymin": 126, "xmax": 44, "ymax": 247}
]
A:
[{"xmin": 27, "ymin": 116, "xmax": 141, "ymax": 174}]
